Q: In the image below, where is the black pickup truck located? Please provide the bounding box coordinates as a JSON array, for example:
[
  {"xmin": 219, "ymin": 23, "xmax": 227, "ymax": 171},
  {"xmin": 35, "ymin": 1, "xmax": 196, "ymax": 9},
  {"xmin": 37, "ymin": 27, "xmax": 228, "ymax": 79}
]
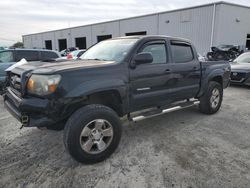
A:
[{"xmin": 3, "ymin": 36, "xmax": 231, "ymax": 163}]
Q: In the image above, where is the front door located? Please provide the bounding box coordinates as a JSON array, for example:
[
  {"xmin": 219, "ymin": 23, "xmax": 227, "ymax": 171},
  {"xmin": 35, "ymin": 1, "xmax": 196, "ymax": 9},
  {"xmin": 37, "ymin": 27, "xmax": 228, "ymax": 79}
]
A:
[{"xmin": 129, "ymin": 40, "xmax": 175, "ymax": 111}]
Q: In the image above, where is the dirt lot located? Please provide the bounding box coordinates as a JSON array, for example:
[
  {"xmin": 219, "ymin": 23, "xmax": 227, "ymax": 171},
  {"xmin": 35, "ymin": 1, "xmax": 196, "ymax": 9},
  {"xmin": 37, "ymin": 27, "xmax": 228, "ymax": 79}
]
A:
[{"xmin": 0, "ymin": 86, "xmax": 250, "ymax": 188}]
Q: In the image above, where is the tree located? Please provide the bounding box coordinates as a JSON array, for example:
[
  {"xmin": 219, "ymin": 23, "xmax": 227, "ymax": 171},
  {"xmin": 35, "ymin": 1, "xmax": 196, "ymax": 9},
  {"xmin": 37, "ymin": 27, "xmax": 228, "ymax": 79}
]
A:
[{"xmin": 11, "ymin": 42, "xmax": 24, "ymax": 48}]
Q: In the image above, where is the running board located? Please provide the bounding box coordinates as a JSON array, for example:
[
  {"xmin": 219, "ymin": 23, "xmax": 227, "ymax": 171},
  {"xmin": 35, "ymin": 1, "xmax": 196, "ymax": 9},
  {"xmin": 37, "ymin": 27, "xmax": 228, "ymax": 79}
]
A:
[{"xmin": 130, "ymin": 100, "xmax": 200, "ymax": 122}]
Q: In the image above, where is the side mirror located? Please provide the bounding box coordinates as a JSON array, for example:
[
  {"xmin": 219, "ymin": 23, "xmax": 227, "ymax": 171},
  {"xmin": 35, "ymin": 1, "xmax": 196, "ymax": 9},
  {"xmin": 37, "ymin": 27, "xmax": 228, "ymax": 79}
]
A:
[{"xmin": 134, "ymin": 52, "xmax": 153, "ymax": 65}]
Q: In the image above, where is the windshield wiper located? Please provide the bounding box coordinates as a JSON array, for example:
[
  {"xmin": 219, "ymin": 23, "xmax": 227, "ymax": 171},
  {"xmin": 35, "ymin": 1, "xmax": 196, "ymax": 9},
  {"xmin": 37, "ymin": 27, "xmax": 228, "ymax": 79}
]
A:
[{"xmin": 83, "ymin": 58, "xmax": 107, "ymax": 61}]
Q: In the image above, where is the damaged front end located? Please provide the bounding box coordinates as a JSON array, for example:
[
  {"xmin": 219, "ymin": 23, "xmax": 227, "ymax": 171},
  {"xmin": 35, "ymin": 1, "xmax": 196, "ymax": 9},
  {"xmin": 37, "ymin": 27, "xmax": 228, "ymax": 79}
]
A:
[
  {"xmin": 3, "ymin": 69, "xmax": 68, "ymax": 128},
  {"xmin": 4, "ymin": 86, "xmax": 59, "ymax": 128}
]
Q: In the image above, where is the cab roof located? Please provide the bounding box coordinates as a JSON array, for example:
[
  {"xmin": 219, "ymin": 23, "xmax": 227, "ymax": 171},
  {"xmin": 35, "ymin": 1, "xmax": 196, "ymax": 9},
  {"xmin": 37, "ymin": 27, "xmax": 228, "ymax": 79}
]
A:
[{"xmin": 111, "ymin": 35, "xmax": 192, "ymax": 43}]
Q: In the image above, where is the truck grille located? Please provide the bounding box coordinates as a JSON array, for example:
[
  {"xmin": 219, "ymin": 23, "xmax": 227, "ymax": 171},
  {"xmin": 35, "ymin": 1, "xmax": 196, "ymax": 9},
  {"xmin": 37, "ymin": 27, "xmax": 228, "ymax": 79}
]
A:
[
  {"xmin": 231, "ymin": 72, "xmax": 246, "ymax": 81},
  {"xmin": 9, "ymin": 73, "xmax": 22, "ymax": 96}
]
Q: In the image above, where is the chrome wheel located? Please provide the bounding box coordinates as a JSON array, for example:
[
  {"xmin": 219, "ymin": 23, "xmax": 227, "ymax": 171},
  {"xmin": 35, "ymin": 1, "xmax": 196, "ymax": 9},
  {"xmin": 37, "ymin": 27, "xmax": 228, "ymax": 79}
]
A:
[
  {"xmin": 79, "ymin": 119, "xmax": 114, "ymax": 154},
  {"xmin": 210, "ymin": 88, "xmax": 220, "ymax": 109}
]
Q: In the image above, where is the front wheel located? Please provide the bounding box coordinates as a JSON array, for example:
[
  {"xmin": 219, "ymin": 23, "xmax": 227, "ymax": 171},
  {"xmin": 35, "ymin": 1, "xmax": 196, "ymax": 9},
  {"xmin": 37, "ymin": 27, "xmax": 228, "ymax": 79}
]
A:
[
  {"xmin": 63, "ymin": 104, "xmax": 122, "ymax": 164},
  {"xmin": 199, "ymin": 81, "xmax": 223, "ymax": 114}
]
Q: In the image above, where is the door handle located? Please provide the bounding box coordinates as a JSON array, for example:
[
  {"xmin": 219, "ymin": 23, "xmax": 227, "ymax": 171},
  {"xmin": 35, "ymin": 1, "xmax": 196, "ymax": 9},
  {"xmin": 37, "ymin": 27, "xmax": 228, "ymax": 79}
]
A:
[
  {"xmin": 193, "ymin": 66, "xmax": 198, "ymax": 70},
  {"xmin": 165, "ymin": 69, "xmax": 171, "ymax": 73}
]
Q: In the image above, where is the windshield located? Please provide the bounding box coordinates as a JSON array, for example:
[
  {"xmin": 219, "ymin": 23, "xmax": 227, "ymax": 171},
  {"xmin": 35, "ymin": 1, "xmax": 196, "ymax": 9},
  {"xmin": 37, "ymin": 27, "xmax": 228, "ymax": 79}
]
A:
[
  {"xmin": 80, "ymin": 39, "xmax": 138, "ymax": 63},
  {"xmin": 234, "ymin": 53, "xmax": 250, "ymax": 63}
]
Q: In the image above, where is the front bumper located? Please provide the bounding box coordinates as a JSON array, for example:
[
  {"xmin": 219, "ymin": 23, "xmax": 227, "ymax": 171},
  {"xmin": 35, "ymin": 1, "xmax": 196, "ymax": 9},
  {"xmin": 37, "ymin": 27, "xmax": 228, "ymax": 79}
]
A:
[
  {"xmin": 3, "ymin": 87, "xmax": 57, "ymax": 127},
  {"xmin": 230, "ymin": 77, "xmax": 250, "ymax": 86},
  {"xmin": 230, "ymin": 72, "xmax": 250, "ymax": 86}
]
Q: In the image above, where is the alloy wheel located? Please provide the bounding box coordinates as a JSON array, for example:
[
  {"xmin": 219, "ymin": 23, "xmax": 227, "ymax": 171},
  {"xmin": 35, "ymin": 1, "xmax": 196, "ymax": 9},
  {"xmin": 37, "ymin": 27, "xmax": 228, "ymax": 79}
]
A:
[{"xmin": 79, "ymin": 119, "xmax": 114, "ymax": 154}]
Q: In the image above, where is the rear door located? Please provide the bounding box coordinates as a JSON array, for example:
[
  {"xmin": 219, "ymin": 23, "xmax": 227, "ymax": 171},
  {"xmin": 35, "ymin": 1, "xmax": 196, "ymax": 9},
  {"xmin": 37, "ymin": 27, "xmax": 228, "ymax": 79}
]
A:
[
  {"xmin": 169, "ymin": 40, "xmax": 201, "ymax": 99},
  {"xmin": 0, "ymin": 51, "xmax": 15, "ymax": 82},
  {"xmin": 129, "ymin": 40, "xmax": 175, "ymax": 111}
]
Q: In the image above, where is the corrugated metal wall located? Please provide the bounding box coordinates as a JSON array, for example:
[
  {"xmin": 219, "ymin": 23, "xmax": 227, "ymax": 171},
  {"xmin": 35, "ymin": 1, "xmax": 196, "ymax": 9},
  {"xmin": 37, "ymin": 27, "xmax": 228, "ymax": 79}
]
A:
[
  {"xmin": 22, "ymin": 3, "xmax": 250, "ymax": 54},
  {"xmin": 158, "ymin": 5, "xmax": 214, "ymax": 55},
  {"xmin": 120, "ymin": 15, "xmax": 158, "ymax": 36},
  {"xmin": 214, "ymin": 4, "xmax": 250, "ymax": 47}
]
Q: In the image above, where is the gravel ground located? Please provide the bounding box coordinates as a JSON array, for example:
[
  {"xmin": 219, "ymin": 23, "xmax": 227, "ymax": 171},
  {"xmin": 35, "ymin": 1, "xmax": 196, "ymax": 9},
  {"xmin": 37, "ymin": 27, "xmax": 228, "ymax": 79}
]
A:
[{"xmin": 0, "ymin": 86, "xmax": 250, "ymax": 188}]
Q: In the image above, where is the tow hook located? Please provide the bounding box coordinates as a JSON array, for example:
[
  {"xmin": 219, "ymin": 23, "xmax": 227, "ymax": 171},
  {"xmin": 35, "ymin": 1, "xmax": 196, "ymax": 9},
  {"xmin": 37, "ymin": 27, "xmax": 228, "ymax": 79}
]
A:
[{"xmin": 20, "ymin": 115, "xmax": 29, "ymax": 129}]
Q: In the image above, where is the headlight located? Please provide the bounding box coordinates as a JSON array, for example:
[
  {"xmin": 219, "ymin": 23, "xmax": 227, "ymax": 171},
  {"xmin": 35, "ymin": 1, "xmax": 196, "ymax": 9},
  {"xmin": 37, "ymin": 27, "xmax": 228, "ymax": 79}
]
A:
[{"xmin": 27, "ymin": 75, "xmax": 61, "ymax": 96}]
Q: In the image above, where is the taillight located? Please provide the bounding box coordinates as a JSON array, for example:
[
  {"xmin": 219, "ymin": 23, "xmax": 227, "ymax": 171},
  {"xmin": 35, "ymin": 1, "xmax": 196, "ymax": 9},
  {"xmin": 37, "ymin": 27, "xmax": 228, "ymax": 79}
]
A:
[{"xmin": 67, "ymin": 53, "xmax": 73, "ymax": 59}]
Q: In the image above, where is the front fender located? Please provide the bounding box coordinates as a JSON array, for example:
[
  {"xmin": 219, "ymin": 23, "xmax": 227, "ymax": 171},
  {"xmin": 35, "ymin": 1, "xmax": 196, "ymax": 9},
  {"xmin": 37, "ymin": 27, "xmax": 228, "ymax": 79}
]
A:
[{"xmin": 65, "ymin": 79, "xmax": 127, "ymax": 99}]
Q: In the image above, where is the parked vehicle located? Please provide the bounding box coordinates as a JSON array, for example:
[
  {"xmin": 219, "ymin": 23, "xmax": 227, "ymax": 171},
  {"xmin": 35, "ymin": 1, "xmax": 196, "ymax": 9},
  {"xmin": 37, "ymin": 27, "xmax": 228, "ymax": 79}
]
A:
[
  {"xmin": 3, "ymin": 36, "xmax": 231, "ymax": 164},
  {"xmin": 67, "ymin": 50, "xmax": 86, "ymax": 60},
  {"xmin": 57, "ymin": 50, "xmax": 86, "ymax": 61},
  {"xmin": 60, "ymin": 47, "xmax": 78, "ymax": 57},
  {"xmin": 207, "ymin": 44, "xmax": 241, "ymax": 61},
  {"xmin": 0, "ymin": 49, "xmax": 60, "ymax": 93},
  {"xmin": 0, "ymin": 47, "xmax": 6, "ymax": 51},
  {"xmin": 198, "ymin": 53, "xmax": 206, "ymax": 62},
  {"xmin": 230, "ymin": 51, "xmax": 250, "ymax": 86}
]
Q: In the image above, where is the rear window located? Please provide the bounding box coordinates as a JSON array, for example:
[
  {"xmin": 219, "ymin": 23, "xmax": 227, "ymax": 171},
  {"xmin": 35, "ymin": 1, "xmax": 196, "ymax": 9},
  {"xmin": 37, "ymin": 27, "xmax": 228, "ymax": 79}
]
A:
[
  {"xmin": 16, "ymin": 51, "xmax": 39, "ymax": 61},
  {"xmin": 171, "ymin": 42, "xmax": 194, "ymax": 63},
  {"xmin": 0, "ymin": 51, "xmax": 14, "ymax": 63},
  {"xmin": 41, "ymin": 51, "xmax": 59, "ymax": 60}
]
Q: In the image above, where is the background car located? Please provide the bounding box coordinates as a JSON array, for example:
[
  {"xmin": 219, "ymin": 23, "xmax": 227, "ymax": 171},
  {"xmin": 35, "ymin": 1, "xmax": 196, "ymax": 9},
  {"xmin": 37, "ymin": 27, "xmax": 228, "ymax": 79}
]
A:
[
  {"xmin": 198, "ymin": 53, "xmax": 206, "ymax": 62},
  {"xmin": 207, "ymin": 44, "xmax": 241, "ymax": 61},
  {"xmin": 60, "ymin": 47, "xmax": 78, "ymax": 56},
  {"xmin": 66, "ymin": 49, "xmax": 86, "ymax": 60},
  {"xmin": 0, "ymin": 49, "xmax": 60, "ymax": 91},
  {"xmin": 230, "ymin": 51, "xmax": 250, "ymax": 86}
]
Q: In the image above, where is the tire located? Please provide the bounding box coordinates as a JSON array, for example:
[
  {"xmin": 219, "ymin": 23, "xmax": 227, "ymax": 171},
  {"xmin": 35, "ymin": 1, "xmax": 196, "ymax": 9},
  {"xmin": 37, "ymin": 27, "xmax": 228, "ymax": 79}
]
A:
[
  {"xmin": 63, "ymin": 104, "xmax": 122, "ymax": 164},
  {"xmin": 199, "ymin": 81, "xmax": 223, "ymax": 114}
]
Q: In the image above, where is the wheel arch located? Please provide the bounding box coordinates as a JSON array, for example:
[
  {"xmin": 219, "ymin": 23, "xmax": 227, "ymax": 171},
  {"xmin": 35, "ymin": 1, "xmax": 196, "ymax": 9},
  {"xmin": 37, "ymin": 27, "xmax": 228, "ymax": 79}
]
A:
[
  {"xmin": 63, "ymin": 79, "xmax": 128, "ymax": 117},
  {"xmin": 87, "ymin": 89, "xmax": 125, "ymax": 117},
  {"xmin": 210, "ymin": 75, "xmax": 223, "ymax": 86},
  {"xmin": 197, "ymin": 70, "xmax": 224, "ymax": 98}
]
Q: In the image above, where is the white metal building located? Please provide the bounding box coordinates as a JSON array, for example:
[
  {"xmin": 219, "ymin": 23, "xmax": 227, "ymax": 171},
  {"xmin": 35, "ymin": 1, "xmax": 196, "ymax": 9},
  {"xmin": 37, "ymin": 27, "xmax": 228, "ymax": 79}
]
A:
[{"xmin": 22, "ymin": 1, "xmax": 250, "ymax": 55}]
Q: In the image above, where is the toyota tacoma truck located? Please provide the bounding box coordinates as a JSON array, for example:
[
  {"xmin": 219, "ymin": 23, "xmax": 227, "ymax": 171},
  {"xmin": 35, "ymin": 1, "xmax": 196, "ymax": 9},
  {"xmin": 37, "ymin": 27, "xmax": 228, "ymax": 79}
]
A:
[{"xmin": 3, "ymin": 36, "xmax": 231, "ymax": 164}]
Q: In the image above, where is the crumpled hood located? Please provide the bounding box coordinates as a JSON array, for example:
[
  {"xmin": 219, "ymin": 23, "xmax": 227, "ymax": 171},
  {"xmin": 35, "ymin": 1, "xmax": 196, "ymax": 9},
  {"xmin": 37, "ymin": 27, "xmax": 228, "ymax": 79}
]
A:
[{"xmin": 12, "ymin": 59, "xmax": 116, "ymax": 75}]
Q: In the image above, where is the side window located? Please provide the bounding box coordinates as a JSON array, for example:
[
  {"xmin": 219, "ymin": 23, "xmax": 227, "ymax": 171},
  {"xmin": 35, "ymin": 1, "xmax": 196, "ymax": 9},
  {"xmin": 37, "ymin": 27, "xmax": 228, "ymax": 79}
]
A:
[
  {"xmin": 140, "ymin": 43, "xmax": 167, "ymax": 64},
  {"xmin": 0, "ymin": 51, "xmax": 14, "ymax": 63},
  {"xmin": 171, "ymin": 42, "xmax": 194, "ymax": 63},
  {"xmin": 16, "ymin": 51, "xmax": 39, "ymax": 61},
  {"xmin": 41, "ymin": 51, "xmax": 59, "ymax": 60}
]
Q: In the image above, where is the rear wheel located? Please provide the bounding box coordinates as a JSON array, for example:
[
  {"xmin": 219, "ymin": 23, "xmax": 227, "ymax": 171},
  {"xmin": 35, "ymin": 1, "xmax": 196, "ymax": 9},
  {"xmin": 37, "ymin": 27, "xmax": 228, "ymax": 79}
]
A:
[
  {"xmin": 63, "ymin": 104, "xmax": 122, "ymax": 164},
  {"xmin": 199, "ymin": 81, "xmax": 223, "ymax": 114}
]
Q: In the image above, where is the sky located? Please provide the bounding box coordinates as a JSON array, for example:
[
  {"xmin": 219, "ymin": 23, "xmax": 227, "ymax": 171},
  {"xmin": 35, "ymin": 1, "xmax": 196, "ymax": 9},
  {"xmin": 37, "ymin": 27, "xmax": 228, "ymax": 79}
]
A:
[{"xmin": 0, "ymin": 0, "xmax": 250, "ymax": 46}]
